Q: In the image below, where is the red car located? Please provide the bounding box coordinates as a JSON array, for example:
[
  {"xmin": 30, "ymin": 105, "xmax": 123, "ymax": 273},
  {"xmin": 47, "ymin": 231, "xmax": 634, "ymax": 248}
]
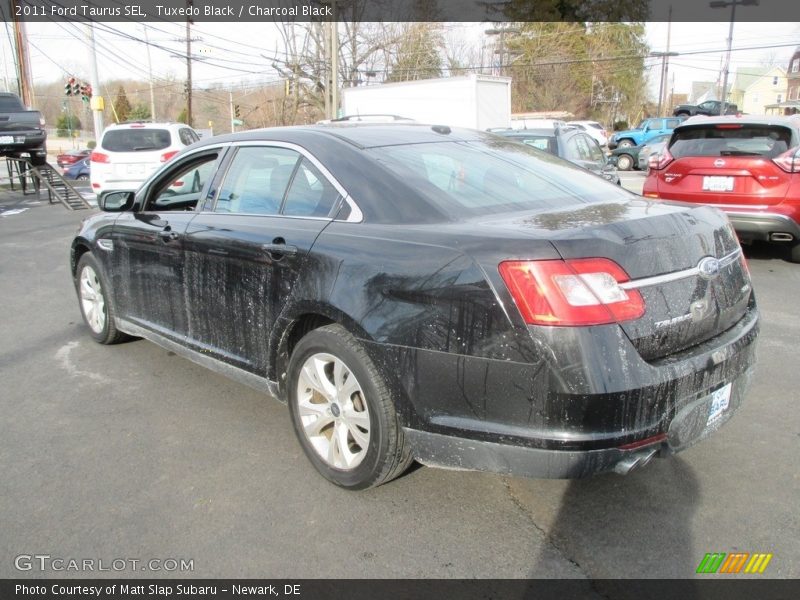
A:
[
  {"xmin": 56, "ymin": 148, "xmax": 91, "ymax": 169},
  {"xmin": 643, "ymin": 116, "xmax": 800, "ymax": 262}
]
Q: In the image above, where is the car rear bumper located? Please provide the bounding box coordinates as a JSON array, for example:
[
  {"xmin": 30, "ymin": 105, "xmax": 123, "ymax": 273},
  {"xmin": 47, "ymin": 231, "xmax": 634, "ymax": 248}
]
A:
[
  {"xmin": 375, "ymin": 303, "xmax": 759, "ymax": 480},
  {"xmin": 725, "ymin": 211, "xmax": 800, "ymax": 243}
]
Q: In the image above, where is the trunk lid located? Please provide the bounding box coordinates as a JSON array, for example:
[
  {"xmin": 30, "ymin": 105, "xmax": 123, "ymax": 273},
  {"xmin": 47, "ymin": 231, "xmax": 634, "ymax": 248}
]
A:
[{"xmin": 478, "ymin": 199, "xmax": 752, "ymax": 361}]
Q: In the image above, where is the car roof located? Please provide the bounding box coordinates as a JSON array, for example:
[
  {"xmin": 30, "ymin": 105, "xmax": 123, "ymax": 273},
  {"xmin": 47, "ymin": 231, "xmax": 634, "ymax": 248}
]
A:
[{"xmin": 192, "ymin": 123, "xmax": 488, "ymax": 150}]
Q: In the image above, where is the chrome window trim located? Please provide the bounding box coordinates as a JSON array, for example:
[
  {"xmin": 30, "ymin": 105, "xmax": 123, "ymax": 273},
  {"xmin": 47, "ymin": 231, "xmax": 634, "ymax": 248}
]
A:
[
  {"xmin": 620, "ymin": 248, "xmax": 742, "ymax": 290},
  {"xmin": 218, "ymin": 140, "xmax": 363, "ymax": 223}
]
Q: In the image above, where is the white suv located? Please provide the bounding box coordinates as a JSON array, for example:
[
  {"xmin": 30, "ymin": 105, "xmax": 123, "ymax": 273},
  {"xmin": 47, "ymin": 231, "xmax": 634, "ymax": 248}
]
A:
[
  {"xmin": 90, "ymin": 122, "xmax": 201, "ymax": 194},
  {"xmin": 566, "ymin": 121, "xmax": 609, "ymax": 147}
]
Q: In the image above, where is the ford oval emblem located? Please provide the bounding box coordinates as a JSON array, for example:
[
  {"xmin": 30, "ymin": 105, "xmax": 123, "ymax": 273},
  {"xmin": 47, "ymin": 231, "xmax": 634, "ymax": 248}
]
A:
[
  {"xmin": 714, "ymin": 158, "xmax": 726, "ymax": 167},
  {"xmin": 698, "ymin": 257, "xmax": 721, "ymax": 279}
]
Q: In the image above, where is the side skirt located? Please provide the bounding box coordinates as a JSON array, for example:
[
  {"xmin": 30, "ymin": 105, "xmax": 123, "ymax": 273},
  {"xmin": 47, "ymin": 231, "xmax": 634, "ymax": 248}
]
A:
[{"xmin": 116, "ymin": 318, "xmax": 283, "ymax": 402}]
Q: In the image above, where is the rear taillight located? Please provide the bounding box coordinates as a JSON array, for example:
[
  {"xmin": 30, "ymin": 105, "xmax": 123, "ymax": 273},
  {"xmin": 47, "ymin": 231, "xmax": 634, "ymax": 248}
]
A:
[
  {"xmin": 90, "ymin": 152, "xmax": 109, "ymax": 163},
  {"xmin": 772, "ymin": 147, "xmax": 800, "ymax": 173},
  {"xmin": 648, "ymin": 148, "xmax": 673, "ymax": 170},
  {"xmin": 161, "ymin": 151, "xmax": 179, "ymax": 162},
  {"xmin": 498, "ymin": 258, "xmax": 645, "ymax": 327}
]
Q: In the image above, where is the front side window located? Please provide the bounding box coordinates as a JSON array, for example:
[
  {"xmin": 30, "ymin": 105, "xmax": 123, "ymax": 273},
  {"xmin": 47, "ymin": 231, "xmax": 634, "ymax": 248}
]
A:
[
  {"xmin": 582, "ymin": 135, "xmax": 605, "ymax": 163},
  {"xmin": 214, "ymin": 146, "xmax": 300, "ymax": 215},
  {"xmin": 792, "ymin": 58, "xmax": 799, "ymax": 73},
  {"xmin": 146, "ymin": 152, "xmax": 220, "ymax": 211}
]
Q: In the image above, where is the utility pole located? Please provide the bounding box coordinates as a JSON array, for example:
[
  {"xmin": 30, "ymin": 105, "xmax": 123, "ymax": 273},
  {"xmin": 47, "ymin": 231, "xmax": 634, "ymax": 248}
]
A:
[
  {"xmin": 710, "ymin": 0, "xmax": 760, "ymax": 114},
  {"xmin": 11, "ymin": 0, "xmax": 34, "ymax": 107},
  {"xmin": 323, "ymin": 22, "xmax": 330, "ymax": 119},
  {"xmin": 229, "ymin": 91, "xmax": 235, "ymax": 132},
  {"xmin": 143, "ymin": 25, "xmax": 157, "ymax": 121},
  {"xmin": 185, "ymin": 1, "xmax": 193, "ymax": 127},
  {"xmin": 331, "ymin": 1, "xmax": 338, "ymax": 119},
  {"xmin": 86, "ymin": 23, "xmax": 104, "ymax": 141}
]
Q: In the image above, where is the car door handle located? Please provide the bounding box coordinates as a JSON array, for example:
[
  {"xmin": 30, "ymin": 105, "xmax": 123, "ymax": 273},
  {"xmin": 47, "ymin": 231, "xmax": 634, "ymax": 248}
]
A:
[
  {"xmin": 158, "ymin": 228, "xmax": 180, "ymax": 241},
  {"xmin": 262, "ymin": 242, "xmax": 298, "ymax": 256}
]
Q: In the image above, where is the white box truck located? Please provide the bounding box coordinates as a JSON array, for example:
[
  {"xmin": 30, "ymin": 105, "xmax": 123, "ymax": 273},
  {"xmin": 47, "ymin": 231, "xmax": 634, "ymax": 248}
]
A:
[{"xmin": 341, "ymin": 74, "xmax": 512, "ymax": 131}]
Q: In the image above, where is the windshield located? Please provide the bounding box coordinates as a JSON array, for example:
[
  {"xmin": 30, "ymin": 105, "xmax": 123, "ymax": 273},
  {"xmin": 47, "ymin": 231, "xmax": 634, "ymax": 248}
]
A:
[
  {"xmin": 669, "ymin": 125, "xmax": 792, "ymax": 159},
  {"xmin": 369, "ymin": 137, "xmax": 630, "ymax": 218}
]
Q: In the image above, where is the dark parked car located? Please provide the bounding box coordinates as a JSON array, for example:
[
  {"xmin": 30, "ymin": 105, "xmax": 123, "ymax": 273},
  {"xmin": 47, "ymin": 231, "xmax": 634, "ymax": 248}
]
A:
[
  {"xmin": 643, "ymin": 116, "xmax": 800, "ymax": 262},
  {"xmin": 71, "ymin": 124, "xmax": 759, "ymax": 489},
  {"xmin": 673, "ymin": 100, "xmax": 738, "ymax": 118},
  {"xmin": 495, "ymin": 127, "xmax": 620, "ymax": 184},
  {"xmin": 611, "ymin": 133, "xmax": 671, "ymax": 171},
  {"xmin": 62, "ymin": 157, "xmax": 90, "ymax": 180},
  {"xmin": 57, "ymin": 148, "xmax": 91, "ymax": 168}
]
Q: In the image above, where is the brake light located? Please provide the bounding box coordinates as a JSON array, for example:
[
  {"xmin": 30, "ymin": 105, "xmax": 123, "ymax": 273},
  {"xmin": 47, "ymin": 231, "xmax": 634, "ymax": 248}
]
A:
[
  {"xmin": 648, "ymin": 148, "xmax": 673, "ymax": 170},
  {"xmin": 90, "ymin": 152, "xmax": 109, "ymax": 163},
  {"xmin": 715, "ymin": 124, "xmax": 743, "ymax": 129},
  {"xmin": 161, "ymin": 150, "xmax": 179, "ymax": 162},
  {"xmin": 171, "ymin": 180, "xmax": 184, "ymax": 187},
  {"xmin": 498, "ymin": 258, "xmax": 645, "ymax": 327},
  {"xmin": 772, "ymin": 147, "xmax": 800, "ymax": 173}
]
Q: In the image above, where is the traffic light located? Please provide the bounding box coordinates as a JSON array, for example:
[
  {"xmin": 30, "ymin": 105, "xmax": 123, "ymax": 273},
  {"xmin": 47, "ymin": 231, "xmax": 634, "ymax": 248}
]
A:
[
  {"xmin": 80, "ymin": 83, "xmax": 92, "ymax": 102},
  {"xmin": 234, "ymin": 104, "xmax": 240, "ymax": 118},
  {"xmin": 72, "ymin": 78, "xmax": 81, "ymax": 96},
  {"xmin": 65, "ymin": 77, "xmax": 76, "ymax": 96}
]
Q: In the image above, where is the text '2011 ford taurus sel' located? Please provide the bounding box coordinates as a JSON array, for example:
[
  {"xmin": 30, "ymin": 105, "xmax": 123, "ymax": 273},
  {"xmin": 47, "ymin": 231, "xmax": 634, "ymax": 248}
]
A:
[{"xmin": 71, "ymin": 124, "xmax": 759, "ymax": 489}]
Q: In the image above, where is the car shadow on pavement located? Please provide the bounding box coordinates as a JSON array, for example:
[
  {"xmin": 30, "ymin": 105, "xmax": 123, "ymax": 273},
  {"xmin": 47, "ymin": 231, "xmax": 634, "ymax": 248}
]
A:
[
  {"xmin": 522, "ymin": 456, "xmax": 702, "ymax": 586},
  {"xmin": 742, "ymin": 241, "xmax": 792, "ymax": 264}
]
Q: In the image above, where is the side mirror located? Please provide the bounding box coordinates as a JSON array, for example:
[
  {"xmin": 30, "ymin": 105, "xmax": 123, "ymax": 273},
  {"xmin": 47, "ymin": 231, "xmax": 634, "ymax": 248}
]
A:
[{"xmin": 98, "ymin": 190, "xmax": 134, "ymax": 212}]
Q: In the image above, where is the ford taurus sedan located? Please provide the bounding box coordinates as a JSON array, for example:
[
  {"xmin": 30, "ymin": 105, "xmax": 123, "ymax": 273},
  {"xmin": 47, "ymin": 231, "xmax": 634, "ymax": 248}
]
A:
[{"xmin": 71, "ymin": 124, "xmax": 759, "ymax": 489}]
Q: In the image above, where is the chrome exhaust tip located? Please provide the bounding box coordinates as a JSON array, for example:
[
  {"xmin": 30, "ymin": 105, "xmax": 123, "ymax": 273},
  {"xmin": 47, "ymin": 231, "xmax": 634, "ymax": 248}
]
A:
[
  {"xmin": 770, "ymin": 232, "xmax": 794, "ymax": 242},
  {"xmin": 614, "ymin": 447, "xmax": 659, "ymax": 475}
]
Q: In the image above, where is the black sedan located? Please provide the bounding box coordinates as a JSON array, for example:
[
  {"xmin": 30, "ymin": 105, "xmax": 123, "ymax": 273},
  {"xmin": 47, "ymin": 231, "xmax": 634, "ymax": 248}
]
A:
[
  {"xmin": 71, "ymin": 124, "xmax": 758, "ymax": 489},
  {"xmin": 494, "ymin": 126, "xmax": 621, "ymax": 184}
]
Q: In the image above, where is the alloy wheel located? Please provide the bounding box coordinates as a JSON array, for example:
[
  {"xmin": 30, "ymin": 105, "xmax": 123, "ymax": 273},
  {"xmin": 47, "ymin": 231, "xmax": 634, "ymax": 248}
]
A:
[
  {"xmin": 79, "ymin": 265, "xmax": 106, "ymax": 334},
  {"xmin": 296, "ymin": 352, "xmax": 371, "ymax": 470}
]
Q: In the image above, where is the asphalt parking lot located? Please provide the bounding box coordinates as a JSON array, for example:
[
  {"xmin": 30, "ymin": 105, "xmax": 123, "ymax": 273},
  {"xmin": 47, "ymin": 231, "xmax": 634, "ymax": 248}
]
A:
[{"xmin": 1, "ymin": 180, "xmax": 798, "ymax": 583}]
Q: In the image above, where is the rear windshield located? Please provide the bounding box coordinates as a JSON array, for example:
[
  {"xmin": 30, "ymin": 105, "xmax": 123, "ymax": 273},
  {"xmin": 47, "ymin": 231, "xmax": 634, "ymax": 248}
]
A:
[
  {"xmin": 369, "ymin": 137, "xmax": 629, "ymax": 217},
  {"xmin": 669, "ymin": 125, "xmax": 792, "ymax": 159},
  {"xmin": 102, "ymin": 128, "xmax": 171, "ymax": 152},
  {"xmin": 0, "ymin": 96, "xmax": 24, "ymax": 112}
]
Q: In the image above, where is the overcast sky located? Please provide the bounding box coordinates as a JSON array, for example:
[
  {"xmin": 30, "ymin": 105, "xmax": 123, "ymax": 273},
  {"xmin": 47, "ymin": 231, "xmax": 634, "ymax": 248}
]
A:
[{"xmin": 3, "ymin": 20, "xmax": 799, "ymax": 102}]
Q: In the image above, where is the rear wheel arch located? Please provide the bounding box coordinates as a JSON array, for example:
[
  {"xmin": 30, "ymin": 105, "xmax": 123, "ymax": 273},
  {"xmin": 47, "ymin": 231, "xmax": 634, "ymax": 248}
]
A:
[{"xmin": 271, "ymin": 307, "xmax": 374, "ymax": 397}]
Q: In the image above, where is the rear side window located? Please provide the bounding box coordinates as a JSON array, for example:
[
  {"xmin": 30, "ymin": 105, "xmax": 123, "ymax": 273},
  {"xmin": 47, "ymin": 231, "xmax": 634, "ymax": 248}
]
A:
[
  {"xmin": 669, "ymin": 125, "xmax": 792, "ymax": 159},
  {"xmin": 102, "ymin": 128, "xmax": 171, "ymax": 152},
  {"xmin": 179, "ymin": 128, "xmax": 199, "ymax": 146},
  {"xmin": 0, "ymin": 96, "xmax": 24, "ymax": 111}
]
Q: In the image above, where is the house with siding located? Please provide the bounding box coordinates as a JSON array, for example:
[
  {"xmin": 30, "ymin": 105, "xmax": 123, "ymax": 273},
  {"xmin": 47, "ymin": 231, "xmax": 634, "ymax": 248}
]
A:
[
  {"xmin": 728, "ymin": 66, "xmax": 787, "ymax": 115},
  {"xmin": 766, "ymin": 47, "xmax": 800, "ymax": 115}
]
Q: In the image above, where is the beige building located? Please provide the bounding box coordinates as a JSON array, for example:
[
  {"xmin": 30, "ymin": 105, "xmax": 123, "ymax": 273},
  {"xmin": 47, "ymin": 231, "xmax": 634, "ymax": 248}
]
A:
[{"xmin": 728, "ymin": 66, "xmax": 787, "ymax": 115}]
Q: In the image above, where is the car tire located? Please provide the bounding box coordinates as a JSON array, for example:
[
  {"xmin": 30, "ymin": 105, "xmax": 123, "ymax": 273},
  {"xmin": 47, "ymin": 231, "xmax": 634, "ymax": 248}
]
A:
[
  {"xmin": 287, "ymin": 324, "xmax": 413, "ymax": 489},
  {"xmin": 617, "ymin": 139, "xmax": 634, "ymax": 149},
  {"xmin": 75, "ymin": 253, "xmax": 129, "ymax": 345},
  {"xmin": 789, "ymin": 242, "xmax": 800, "ymax": 264},
  {"xmin": 77, "ymin": 174, "xmax": 89, "ymax": 181},
  {"xmin": 616, "ymin": 154, "xmax": 633, "ymax": 171}
]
